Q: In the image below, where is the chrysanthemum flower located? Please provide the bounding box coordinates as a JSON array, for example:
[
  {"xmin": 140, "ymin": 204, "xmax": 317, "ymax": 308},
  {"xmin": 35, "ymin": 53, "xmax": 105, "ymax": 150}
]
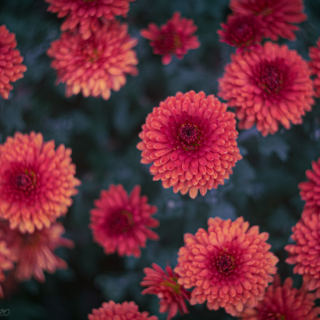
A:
[
  {"xmin": 174, "ymin": 217, "xmax": 279, "ymax": 316},
  {"xmin": 141, "ymin": 263, "xmax": 191, "ymax": 320},
  {"xmin": 47, "ymin": 20, "xmax": 138, "ymax": 100},
  {"xmin": 309, "ymin": 38, "xmax": 320, "ymax": 98},
  {"xmin": 0, "ymin": 132, "xmax": 81, "ymax": 233},
  {"xmin": 140, "ymin": 12, "xmax": 200, "ymax": 65},
  {"xmin": 0, "ymin": 241, "xmax": 16, "ymax": 298},
  {"xmin": 46, "ymin": 0, "xmax": 134, "ymax": 40},
  {"xmin": 238, "ymin": 274, "xmax": 320, "ymax": 320},
  {"xmin": 230, "ymin": 0, "xmax": 307, "ymax": 41},
  {"xmin": 217, "ymin": 15, "xmax": 263, "ymax": 54},
  {"xmin": 90, "ymin": 184, "xmax": 159, "ymax": 258},
  {"xmin": 137, "ymin": 91, "xmax": 242, "ymax": 199},
  {"xmin": 0, "ymin": 25, "xmax": 27, "ymax": 99},
  {"xmin": 218, "ymin": 42, "xmax": 314, "ymax": 136}
]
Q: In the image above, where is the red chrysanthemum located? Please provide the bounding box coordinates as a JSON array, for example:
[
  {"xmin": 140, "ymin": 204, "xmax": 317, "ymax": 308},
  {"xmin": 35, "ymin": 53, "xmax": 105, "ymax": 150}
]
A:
[
  {"xmin": 218, "ymin": 42, "xmax": 314, "ymax": 136},
  {"xmin": 238, "ymin": 274, "xmax": 320, "ymax": 320},
  {"xmin": 90, "ymin": 184, "xmax": 159, "ymax": 258},
  {"xmin": 230, "ymin": 0, "xmax": 307, "ymax": 41},
  {"xmin": 218, "ymin": 15, "xmax": 263, "ymax": 54},
  {"xmin": 137, "ymin": 90, "xmax": 242, "ymax": 199},
  {"xmin": 0, "ymin": 132, "xmax": 81, "ymax": 234},
  {"xmin": 140, "ymin": 12, "xmax": 200, "ymax": 65},
  {"xmin": 46, "ymin": 0, "xmax": 134, "ymax": 40},
  {"xmin": 0, "ymin": 25, "xmax": 27, "ymax": 99},
  {"xmin": 0, "ymin": 241, "xmax": 16, "ymax": 298},
  {"xmin": 174, "ymin": 217, "xmax": 279, "ymax": 316},
  {"xmin": 88, "ymin": 301, "xmax": 158, "ymax": 320},
  {"xmin": 47, "ymin": 20, "xmax": 138, "ymax": 100},
  {"xmin": 141, "ymin": 263, "xmax": 191, "ymax": 320},
  {"xmin": 309, "ymin": 38, "xmax": 320, "ymax": 98}
]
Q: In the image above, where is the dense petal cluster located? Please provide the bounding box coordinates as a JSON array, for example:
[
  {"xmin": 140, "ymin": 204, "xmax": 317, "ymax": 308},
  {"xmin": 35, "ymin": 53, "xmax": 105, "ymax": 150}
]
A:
[
  {"xmin": 140, "ymin": 12, "xmax": 200, "ymax": 65},
  {"xmin": 0, "ymin": 25, "xmax": 27, "ymax": 99},
  {"xmin": 137, "ymin": 91, "xmax": 242, "ymax": 198},
  {"xmin": 230, "ymin": 0, "xmax": 307, "ymax": 41},
  {"xmin": 46, "ymin": 0, "xmax": 135, "ymax": 39},
  {"xmin": 88, "ymin": 301, "xmax": 158, "ymax": 320},
  {"xmin": 174, "ymin": 217, "xmax": 278, "ymax": 316},
  {"xmin": 218, "ymin": 15, "xmax": 263, "ymax": 53},
  {"xmin": 90, "ymin": 184, "xmax": 159, "ymax": 258},
  {"xmin": 309, "ymin": 38, "xmax": 320, "ymax": 98},
  {"xmin": 0, "ymin": 132, "xmax": 81, "ymax": 233},
  {"xmin": 218, "ymin": 42, "xmax": 314, "ymax": 136},
  {"xmin": 238, "ymin": 275, "xmax": 320, "ymax": 320},
  {"xmin": 47, "ymin": 20, "xmax": 138, "ymax": 100},
  {"xmin": 0, "ymin": 240, "xmax": 16, "ymax": 298},
  {"xmin": 141, "ymin": 263, "xmax": 191, "ymax": 320}
]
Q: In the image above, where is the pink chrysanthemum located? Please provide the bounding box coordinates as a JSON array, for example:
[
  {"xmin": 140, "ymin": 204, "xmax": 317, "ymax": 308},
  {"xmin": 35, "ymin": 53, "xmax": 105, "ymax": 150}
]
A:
[
  {"xmin": 0, "ymin": 25, "xmax": 27, "ymax": 99},
  {"xmin": 238, "ymin": 274, "xmax": 320, "ymax": 320},
  {"xmin": 46, "ymin": 0, "xmax": 135, "ymax": 40},
  {"xmin": 137, "ymin": 90, "xmax": 242, "ymax": 199},
  {"xmin": 218, "ymin": 15, "xmax": 263, "ymax": 54},
  {"xmin": 141, "ymin": 263, "xmax": 191, "ymax": 320},
  {"xmin": 230, "ymin": 0, "xmax": 307, "ymax": 41},
  {"xmin": 309, "ymin": 38, "xmax": 320, "ymax": 98},
  {"xmin": 218, "ymin": 42, "xmax": 314, "ymax": 136},
  {"xmin": 174, "ymin": 217, "xmax": 279, "ymax": 316},
  {"xmin": 47, "ymin": 20, "xmax": 138, "ymax": 100},
  {"xmin": 140, "ymin": 12, "xmax": 200, "ymax": 65},
  {"xmin": 90, "ymin": 184, "xmax": 159, "ymax": 258},
  {"xmin": 0, "ymin": 132, "xmax": 81, "ymax": 234}
]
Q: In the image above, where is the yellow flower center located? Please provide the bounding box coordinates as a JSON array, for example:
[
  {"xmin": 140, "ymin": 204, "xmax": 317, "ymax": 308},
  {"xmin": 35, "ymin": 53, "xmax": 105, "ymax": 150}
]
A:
[{"xmin": 160, "ymin": 277, "xmax": 181, "ymax": 294}]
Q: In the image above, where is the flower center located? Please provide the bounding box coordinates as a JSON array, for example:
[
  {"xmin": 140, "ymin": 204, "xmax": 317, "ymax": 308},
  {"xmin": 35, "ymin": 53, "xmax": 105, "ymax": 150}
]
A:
[
  {"xmin": 177, "ymin": 123, "xmax": 201, "ymax": 151},
  {"xmin": 13, "ymin": 169, "xmax": 37, "ymax": 194},
  {"xmin": 82, "ymin": 0, "xmax": 96, "ymax": 3},
  {"xmin": 232, "ymin": 22, "xmax": 254, "ymax": 44},
  {"xmin": 160, "ymin": 277, "xmax": 181, "ymax": 294},
  {"xmin": 263, "ymin": 313, "xmax": 286, "ymax": 320},
  {"xmin": 258, "ymin": 61, "xmax": 285, "ymax": 94},
  {"xmin": 216, "ymin": 251, "xmax": 236, "ymax": 274},
  {"xmin": 155, "ymin": 30, "xmax": 181, "ymax": 54},
  {"xmin": 23, "ymin": 232, "xmax": 42, "ymax": 246},
  {"xmin": 109, "ymin": 210, "xmax": 134, "ymax": 235}
]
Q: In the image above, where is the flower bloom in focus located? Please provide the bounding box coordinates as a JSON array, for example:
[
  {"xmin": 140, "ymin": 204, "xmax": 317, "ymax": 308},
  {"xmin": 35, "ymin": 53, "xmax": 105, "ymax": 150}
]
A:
[
  {"xmin": 230, "ymin": 0, "xmax": 307, "ymax": 41},
  {"xmin": 218, "ymin": 42, "xmax": 314, "ymax": 136},
  {"xmin": 309, "ymin": 38, "xmax": 320, "ymax": 98},
  {"xmin": 0, "ymin": 25, "xmax": 27, "ymax": 99},
  {"xmin": 174, "ymin": 217, "xmax": 278, "ymax": 316},
  {"xmin": 140, "ymin": 12, "xmax": 200, "ymax": 65},
  {"xmin": 0, "ymin": 132, "xmax": 81, "ymax": 233},
  {"xmin": 88, "ymin": 300, "xmax": 158, "ymax": 320},
  {"xmin": 46, "ymin": 0, "xmax": 135, "ymax": 40},
  {"xmin": 137, "ymin": 91, "xmax": 242, "ymax": 199},
  {"xmin": 90, "ymin": 184, "xmax": 159, "ymax": 258},
  {"xmin": 0, "ymin": 240, "xmax": 16, "ymax": 298},
  {"xmin": 238, "ymin": 274, "xmax": 320, "ymax": 320},
  {"xmin": 47, "ymin": 20, "xmax": 138, "ymax": 100},
  {"xmin": 217, "ymin": 15, "xmax": 263, "ymax": 54},
  {"xmin": 141, "ymin": 263, "xmax": 191, "ymax": 320}
]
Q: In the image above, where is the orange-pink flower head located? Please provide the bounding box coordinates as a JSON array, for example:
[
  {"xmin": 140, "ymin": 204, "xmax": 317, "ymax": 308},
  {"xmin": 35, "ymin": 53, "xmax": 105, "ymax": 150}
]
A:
[
  {"xmin": 309, "ymin": 38, "xmax": 320, "ymax": 98},
  {"xmin": 137, "ymin": 91, "xmax": 242, "ymax": 199},
  {"xmin": 47, "ymin": 20, "xmax": 138, "ymax": 100},
  {"xmin": 88, "ymin": 301, "xmax": 158, "ymax": 320},
  {"xmin": 230, "ymin": 0, "xmax": 307, "ymax": 41},
  {"xmin": 0, "ymin": 25, "xmax": 27, "ymax": 99},
  {"xmin": 46, "ymin": 0, "xmax": 135, "ymax": 40},
  {"xmin": 218, "ymin": 42, "xmax": 314, "ymax": 136},
  {"xmin": 0, "ymin": 132, "xmax": 81, "ymax": 234},
  {"xmin": 140, "ymin": 12, "xmax": 200, "ymax": 65},
  {"xmin": 90, "ymin": 184, "xmax": 159, "ymax": 258},
  {"xmin": 174, "ymin": 217, "xmax": 279, "ymax": 316},
  {"xmin": 238, "ymin": 274, "xmax": 320, "ymax": 320},
  {"xmin": 141, "ymin": 263, "xmax": 191, "ymax": 320}
]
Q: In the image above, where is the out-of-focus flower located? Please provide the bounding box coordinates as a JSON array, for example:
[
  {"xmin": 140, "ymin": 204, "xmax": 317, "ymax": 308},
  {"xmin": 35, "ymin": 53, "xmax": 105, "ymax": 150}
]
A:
[
  {"xmin": 230, "ymin": 0, "xmax": 307, "ymax": 41},
  {"xmin": 137, "ymin": 90, "xmax": 242, "ymax": 199},
  {"xmin": 46, "ymin": 0, "xmax": 135, "ymax": 40},
  {"xmin": 140, "ymin": 12, "xmax": 200, "ymax": 65},
  {"xmin": 217, "ymin": 15, "xmax": 263, "ymax": 54},
  {"xmin": 141, "ymin": 263, "xmax": 191, "ymax": 320},
  {"xmin": 47, "ymin": 20, "xmax": 138, "ymax": 100},
  {"xmin": 0, "ymin": 132, "xmax": 81, "ymax": 233},
  {"xmin": 88, "ymin": 300, "xmax": 158, "ymax": 320},
  {"xmin": 238, "ymin": 274, "xmax": 320, "ymax": 320},
  {"xmin": 0, "ymin": 25, "xmax": 27, "ymax": 99},
  {"xmin": 90, "ymin": 184, "xmax": 159, "ymax": 258},
  {"xmin": 174, "ymin": 217, "xmax": 278, "ymax": 316},
  {"xmin": 218, "ymin": 42, "xmax": 314, "ymax": 136},
  {"xmin": 309, "ymin": 38, "xmax": 320, "ymax": 98},
  {"xmin": 0, "ymin": 240, "xmax": 16, "ymax": 298}
]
